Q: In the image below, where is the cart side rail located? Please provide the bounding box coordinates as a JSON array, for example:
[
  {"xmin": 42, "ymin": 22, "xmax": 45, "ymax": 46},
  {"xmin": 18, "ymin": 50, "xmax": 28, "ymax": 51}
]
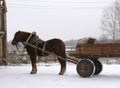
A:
[{"xmin": 77, "ymin": 44, "xmax": 120, "ymax": 58}]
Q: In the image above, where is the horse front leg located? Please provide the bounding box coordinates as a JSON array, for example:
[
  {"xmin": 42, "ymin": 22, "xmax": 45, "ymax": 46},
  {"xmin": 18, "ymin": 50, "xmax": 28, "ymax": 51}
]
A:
[{"xmin": 30, "ymin": 56, "xmax": 37, "ymax": 74}]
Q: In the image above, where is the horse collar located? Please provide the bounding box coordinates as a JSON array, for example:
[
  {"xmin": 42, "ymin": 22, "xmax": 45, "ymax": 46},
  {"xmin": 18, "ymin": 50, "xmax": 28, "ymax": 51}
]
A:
[{"xmin": 29, "ymin": 36, "xmax": 43, "ymax": 45}]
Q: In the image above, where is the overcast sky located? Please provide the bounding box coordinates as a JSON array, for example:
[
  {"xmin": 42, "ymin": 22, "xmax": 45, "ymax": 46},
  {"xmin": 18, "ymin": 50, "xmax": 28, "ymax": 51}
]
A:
[{"xmin": 7, "ymin": 0, "xmax": 115, "ymax": 41}]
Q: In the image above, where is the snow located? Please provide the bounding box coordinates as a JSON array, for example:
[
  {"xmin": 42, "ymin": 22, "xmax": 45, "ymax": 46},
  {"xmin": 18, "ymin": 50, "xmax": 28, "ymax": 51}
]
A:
[{"xmin": 0, "ymin": 63, "xmax": 120, "ymax": 88}]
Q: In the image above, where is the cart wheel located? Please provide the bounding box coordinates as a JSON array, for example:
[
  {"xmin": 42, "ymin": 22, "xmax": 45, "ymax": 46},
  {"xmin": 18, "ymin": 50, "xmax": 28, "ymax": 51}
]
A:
[
  {"xmin": 76, "ymin": 59, "xmax": 95, "ymax": 77},
  {"xmin": 93, "ymin": 60, "xmax": 103, "ymax": 75}
]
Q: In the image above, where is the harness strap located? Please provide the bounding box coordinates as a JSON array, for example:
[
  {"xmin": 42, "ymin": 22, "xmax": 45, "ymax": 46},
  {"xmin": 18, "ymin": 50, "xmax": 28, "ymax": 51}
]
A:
[
  {"xmin": 42, "ymin": 41, "xmax": 47, "ymax": 55},
  {"xmin": 24, "ymin": 32, "xmax": 47, "ymax": 56},
  {"xmin": 26, "ymin": 32, "xmax": 36, "ymax": 43}
]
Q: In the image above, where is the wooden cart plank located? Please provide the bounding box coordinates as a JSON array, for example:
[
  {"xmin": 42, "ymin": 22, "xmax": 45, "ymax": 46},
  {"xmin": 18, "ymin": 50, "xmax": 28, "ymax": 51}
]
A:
[{"xmin": 77, "ymin": 44, "xmax": 120, "ymax": 58}]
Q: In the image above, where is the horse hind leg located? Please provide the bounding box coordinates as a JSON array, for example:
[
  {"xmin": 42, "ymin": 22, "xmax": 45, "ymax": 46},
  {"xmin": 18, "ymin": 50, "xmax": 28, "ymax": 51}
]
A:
[{"xmin": 58, "ymin": 58, "xmax": 66, "ymax": 75}]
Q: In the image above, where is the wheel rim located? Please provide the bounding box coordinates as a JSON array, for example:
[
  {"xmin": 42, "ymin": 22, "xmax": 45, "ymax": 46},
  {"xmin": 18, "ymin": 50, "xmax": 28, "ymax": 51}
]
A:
[
  {"xmin": 77, "ymin": 59, "xmax": 95, "ymax": 77},
  {"xmin": 93, "ymin": 60, "xmax": 103, "ymax": 75}
]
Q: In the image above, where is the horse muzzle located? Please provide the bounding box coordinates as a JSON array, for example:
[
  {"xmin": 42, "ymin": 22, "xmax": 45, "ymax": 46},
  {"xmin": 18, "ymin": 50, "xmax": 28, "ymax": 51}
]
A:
[{"xmin": 11, "ymin": 40, "xmax": 17, "ymax": 45}]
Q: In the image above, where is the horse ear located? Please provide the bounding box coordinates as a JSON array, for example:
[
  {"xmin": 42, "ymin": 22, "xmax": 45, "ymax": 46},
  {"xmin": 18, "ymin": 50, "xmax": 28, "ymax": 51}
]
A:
[
  {"xmin": 17, "ymin": 30, "xmax": 21, "ymax": 33},
  {"xmin": 32, "ymin": 31, "xmax": 36, "ymax": 35}
]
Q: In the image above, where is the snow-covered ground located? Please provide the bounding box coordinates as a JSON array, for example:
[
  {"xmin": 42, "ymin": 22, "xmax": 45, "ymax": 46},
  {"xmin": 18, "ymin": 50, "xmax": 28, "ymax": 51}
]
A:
[{"xmin": 0, "ymin": 63, "xmax": 120, "ymax": 88}]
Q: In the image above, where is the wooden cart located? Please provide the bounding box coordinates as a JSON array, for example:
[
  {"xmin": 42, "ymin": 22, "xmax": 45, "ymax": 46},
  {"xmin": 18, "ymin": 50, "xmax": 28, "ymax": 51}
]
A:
[
  {"xmin": 25, "ymin": 37, "xmax": 120, "ymax": 77},
  {"xmin": 71, "ymin": 38, "xmax": 120, "ymax": 77}
]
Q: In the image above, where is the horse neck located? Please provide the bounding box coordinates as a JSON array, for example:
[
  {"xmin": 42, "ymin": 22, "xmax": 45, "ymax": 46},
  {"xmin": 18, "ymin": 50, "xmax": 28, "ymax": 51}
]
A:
[
  {"xmin": 21, "ymin": 32, "xmax": 45, "ymax": 44},
  {"xmin": 21, "ymin": 33, "xmax": 33, "ymax": 42}
]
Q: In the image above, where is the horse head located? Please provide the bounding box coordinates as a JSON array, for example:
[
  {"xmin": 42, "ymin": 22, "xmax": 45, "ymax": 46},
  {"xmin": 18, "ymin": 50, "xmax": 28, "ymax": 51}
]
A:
[
  {"xmin": 12, "ymin": 31, "xmax": 37, "ymax": 45},
  {"xmin": 12, "ymin": 31, "xmax": 22, "ymax": 45}
]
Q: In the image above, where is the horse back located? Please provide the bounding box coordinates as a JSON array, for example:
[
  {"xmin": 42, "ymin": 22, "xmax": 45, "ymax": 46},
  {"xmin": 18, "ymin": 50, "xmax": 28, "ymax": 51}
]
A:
[
  {"xmin": 37, "ymin": 38, "xmax": 66, "ymax": 58},
  {"xmin": 47, "ymin": 38, "xmax": 66, "ymax": 57}
]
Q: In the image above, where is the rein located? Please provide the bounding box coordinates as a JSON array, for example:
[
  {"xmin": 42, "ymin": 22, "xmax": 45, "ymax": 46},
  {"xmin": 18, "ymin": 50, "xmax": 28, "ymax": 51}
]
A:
[
  {"xmin": 16, "ymin": 44, "xmax": 20, "ymax": 52},
  {"xmin": 16, "ymin": 43, "xmax": 24, "ymax": 53}
]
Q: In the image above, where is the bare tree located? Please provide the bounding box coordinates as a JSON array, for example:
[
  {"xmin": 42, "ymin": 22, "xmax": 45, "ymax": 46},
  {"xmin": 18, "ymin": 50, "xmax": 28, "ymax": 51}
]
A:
[{"xmin": 100, "ymin": 0, "xmax": 120, "ymax": 40}]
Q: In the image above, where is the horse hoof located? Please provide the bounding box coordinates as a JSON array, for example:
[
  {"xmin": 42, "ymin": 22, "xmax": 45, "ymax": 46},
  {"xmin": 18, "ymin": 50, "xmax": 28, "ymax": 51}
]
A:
[
  {"xmin": 30, "ymin": 71, "xmax": 36, "ymax": 74},
  {"xmin": 59, "ymin": 72, "xmax": 64, "ymax": 75}
]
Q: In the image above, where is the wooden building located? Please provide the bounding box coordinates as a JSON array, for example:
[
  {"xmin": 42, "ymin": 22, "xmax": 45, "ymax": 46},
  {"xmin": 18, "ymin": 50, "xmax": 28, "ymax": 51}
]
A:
[{"xmin": 0, "ymin": 0, "xmax": 7, "ymax": 65}]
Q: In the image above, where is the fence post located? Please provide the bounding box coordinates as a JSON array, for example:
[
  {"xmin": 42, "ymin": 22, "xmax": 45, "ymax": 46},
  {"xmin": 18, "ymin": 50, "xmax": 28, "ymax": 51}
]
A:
[{"xmin": 0, "ymin": 0, "xmax": 7, "ymax": 65}]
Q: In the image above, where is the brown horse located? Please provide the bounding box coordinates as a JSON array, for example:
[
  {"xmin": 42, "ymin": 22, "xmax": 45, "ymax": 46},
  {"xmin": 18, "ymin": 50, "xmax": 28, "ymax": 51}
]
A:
[{"xmin": 12, "ymin": 31, "xmax": 66, "ymax": 75}]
